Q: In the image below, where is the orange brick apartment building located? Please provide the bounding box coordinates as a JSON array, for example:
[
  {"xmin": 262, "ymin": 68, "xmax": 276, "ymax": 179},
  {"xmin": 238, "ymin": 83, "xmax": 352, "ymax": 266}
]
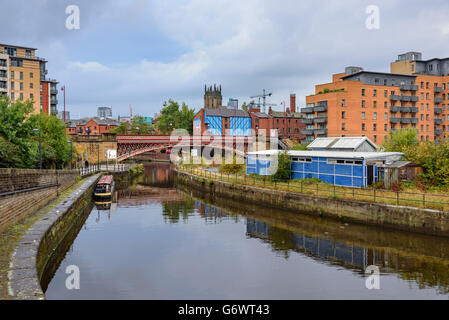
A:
[{"xmin": 303, "ymin": 52, "xmax": 449, "ymax": 145}]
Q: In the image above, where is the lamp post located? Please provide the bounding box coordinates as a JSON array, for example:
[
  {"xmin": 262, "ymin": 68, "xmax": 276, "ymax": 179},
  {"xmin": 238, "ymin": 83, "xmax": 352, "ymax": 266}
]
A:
[
  {"xmin": 32, "ymin": 129, "xmax": 42, "ymax": 170},
  {"xmin": 96, "ymin": 143, "xmax": 100, "ymax": 171},
  {"xmin": 67, "ymin": 141, "xmax": 73, "ymax": 170}
]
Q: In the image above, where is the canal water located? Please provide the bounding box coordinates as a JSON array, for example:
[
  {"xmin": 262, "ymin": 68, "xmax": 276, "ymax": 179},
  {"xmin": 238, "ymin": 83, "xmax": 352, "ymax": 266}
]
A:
[{"xmin": 45, "ymin": 163, "xmax": 449, "ymax": 299}]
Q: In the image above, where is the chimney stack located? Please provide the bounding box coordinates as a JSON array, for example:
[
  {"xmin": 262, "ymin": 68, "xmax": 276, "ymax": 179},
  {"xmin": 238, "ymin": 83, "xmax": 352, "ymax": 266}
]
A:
[{"xmin": 290, "ymin": 94, "xmax": 296, "ymax": 113}]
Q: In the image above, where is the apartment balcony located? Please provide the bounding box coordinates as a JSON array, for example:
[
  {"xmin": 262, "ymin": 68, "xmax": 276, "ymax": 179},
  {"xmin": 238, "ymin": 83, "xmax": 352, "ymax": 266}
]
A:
[
  {"xmin": 50, "ymin": 88, "xmax": 58, "ymax": 95},
  {"xmin": 313, "ymin": 105, "xmax": 327, "ymax": 112},
  {"xmin": 301, "ymin": 107, "xmax": 314, "ymax": 113},
  {"xmin": 301, "ymin": 129, "xmax": 314, "ymax": 135},
  {"xmin": 399, "ymin": 107, "xmax": 411, "ymax": 113},
  {"xmin": 50, "ymin": 99, "xmax": 58, "ymax": 105},
  {"xmin": 435, "ymin": 118, "xmax": 442, "ymax": 125},
  {"xmin": 434, "ymin": 86, "xmax": 443, "ymax": 93},
  {"xmin": 410, "ymin": 117, "xmax": 419, "ymax": 124},
  {"xmin": 302, "ymin": 118, "xmax": 314, "ymax": 124},
  {"xmin": 435, "ymin": 129, "xmax": 443, "ymax": 135},
  {"xmin": 400, "ymin": 84, "xmax": 419, "ymax": 91},
  {"xmin": 313, "ymin": 117, "xmax": 327, "ymax": 124},
  {"xmin": 390, "ymin": 117, "xmax": 401, "ymax": 124},
  {"xmin": 410, "ymin": 107, "xmax": 419, "ymax": 113},
  {"xmin": 435, "ymin": 107, "xmax": 442, "ymax": 114},
  {"xmin": 400, "ymin": 118, "xmax": 412, "ymax": 124},
  {"xmin": 390, "ymin": 95, "xmax": 401, "ymax": 101},
  {"xmin": 435, "ymin": 97, "xmax": 442, "ymax": 103},
  {"xmin": 390, "ymin": 106, "xmax": 400, "ymax": 113},
  {"xmin": 314, "ymin": 128, "xmax": 327, "ymax": 135}
]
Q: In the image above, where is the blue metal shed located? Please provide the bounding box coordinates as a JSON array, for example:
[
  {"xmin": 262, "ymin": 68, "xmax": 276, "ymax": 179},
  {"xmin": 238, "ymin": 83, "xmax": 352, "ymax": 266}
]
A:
[{"xmin": 246, "ymin": 150, "xmax": 403, "ymax": 188}]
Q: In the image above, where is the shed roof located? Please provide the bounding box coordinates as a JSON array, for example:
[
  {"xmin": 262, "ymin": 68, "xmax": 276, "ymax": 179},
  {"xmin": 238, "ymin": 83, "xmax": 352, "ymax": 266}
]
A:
[
  {"xmin": 247, "ymin": 149, "xmax": 403, "ymax": 161},
  {"xmin": 307, "ymin": 137, "xmax": 377, "ymax": 150}
]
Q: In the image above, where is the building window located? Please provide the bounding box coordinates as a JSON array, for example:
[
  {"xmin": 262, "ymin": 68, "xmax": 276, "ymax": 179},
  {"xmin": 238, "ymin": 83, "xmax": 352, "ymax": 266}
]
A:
[
  {"xmin": 421, "ymin": 124, "xmax": 424, "ymax": 132},
  {"xmin": 361, "ymin": 112, "xmax": 365, "ymax": 120},
  {"xmin": 373, "ymin": 112, "xmax": 377, "ymax": 120},
  {"xmin": 40, "ymin": 84, "xmax": 43, "ymax": 92},
  {"xmin": 40, "ymin": 105, "xmax": 43, "ymax": 111},
  {"xmin": 421, "ymin": 103, "xmax": 424, "ymax": 111},
  {"xmin": 11, "ymin": 93, "xmax": 14, "ymax": 100},
  {"xmin": 384, "ymin": 101, "xmax": 387, "ymax": 109},
  {"xmin": 342, "ymin": 123, "xmax": 345, "ymax": 131},
  {"xmin": 19, "ymin": 82, "xmax": 23, "ymax": 90},
  {"xmin": 426, "ymin": 114, "xmax": 429, "ymax": 121},
  {"xmin": 30, "ymin": 72, "xmax": 33, "ymax": 78},
  {"xmin": 342, "ymin": 111, "xmax": 345, "ymax": 119},
  {"xmin": 421, "ymin": 114, "xmax": 424, "ymax": 121},
  {"xmin": 420, "ymin": 82, "xmax": 424, "ymax": 89},
  {"xmin": 19, "ymin": 93, "xmax": 23, "ymax": 100},
  {"xmin": 426, "ymin": 93, "xmax": 429, "ymax": 100},
  {"xmin": 373, "ymin": 124, "xmax": 377, "ymax": 131},
  {"xmin": 384, "ymin": 124, "xmax": 388, "ymax": 131},
  {"xmin": 361, "ymin": 100, "xmax": 365, "ymax": 108},
  {"xmin": 362, "ymin": 89, "xmax": 365, "ymax": 96},
  {"xmin": 362, "ymin": 123, "xmax": 366, "ymax": 131},
  {"xmin": 30, "ymin": 83, "xmax": 33, "ymax": 89},
  {"xmin": 341, "ymin": 99, "xmax": 345, "ymax": 107},
  {"xmin": 421, "ymin": 93, "xmax": 424, "ymax": 100},
  {"xmin": 384, "ymin": 112, "xmax": 388, "ymax": 120},
  {"xmin": 373, "ymin": 135, "xmax": 377, "ymax": 142},
  {"xmin": 30, "ymin": 93, "xmax": 33, "ymax": 99},
  {"xmin": 384, "ymin": 90, "xmax": 388, "ymax": 97},
  {"xmin": 40, "ymin": 94, "xmax": 43, "ymax": 103},
  {"xmin": 19, "ymin": 72, "xmax": 23, "ymax": 80},
  {"xmin": 10, "ymin": 81, "xmax": 14, "ymax": 90},
  {"xmin": 426, "ymin": 82, "xmax": 429, "ymax": 89},
  {"xmin": 10, "ymin": 71, "xmax": 14, "ymax": 79},
  {"xmin": 373, "ymin": 89, "xmax": 377, "ymax": 97}
]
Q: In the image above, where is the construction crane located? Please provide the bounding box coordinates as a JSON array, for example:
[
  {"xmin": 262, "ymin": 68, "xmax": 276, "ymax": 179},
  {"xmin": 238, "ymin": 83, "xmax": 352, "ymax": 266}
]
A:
[{"xmin": 250, "ymin": 89, "xmax": 277, "ymax": 113}]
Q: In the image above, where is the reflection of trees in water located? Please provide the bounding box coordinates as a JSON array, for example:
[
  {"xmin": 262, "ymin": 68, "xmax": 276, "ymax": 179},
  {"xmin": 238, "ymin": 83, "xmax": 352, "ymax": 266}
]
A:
[
  {"xmin": 162, "ymin": 199, "xmax": 195, "ymax": 224},
  {"xmin": 398, "ymin": 260, "xmax": 449, "ymax": 295}
]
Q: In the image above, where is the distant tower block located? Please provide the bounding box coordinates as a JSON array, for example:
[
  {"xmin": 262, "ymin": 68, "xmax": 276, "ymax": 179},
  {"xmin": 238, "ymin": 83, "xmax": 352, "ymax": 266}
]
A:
[{"xmin": 204, "ymin": 84, "xmax": 223, "ymax": 109}]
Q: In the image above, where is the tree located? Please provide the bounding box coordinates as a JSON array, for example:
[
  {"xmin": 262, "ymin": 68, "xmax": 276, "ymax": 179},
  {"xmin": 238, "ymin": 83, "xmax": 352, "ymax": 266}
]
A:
[
  {"xmin": 111, "ymin": 122, "xmax": 129, "ymax": 135},
  {"xmin": 129, "ymin": 116, "xmax": 155, "ymax": 134},
  {"xmin": 271, "ymin": 151, "xmax": 291, "ymax": 181},
  {"xmin": 0, "ymin": 96, "xmax": 38, "ymax": 168},
  {"xmin": 28, "ymin": 112, "xmax": 72, "ymax": 169},
  {"xmin": 0, "ymin": 96, "xmax": 71, "ymax": 169},
  {"xmin": 241, "ymin": 101, "xmax": 248, "ymax": 111},
  {"xmin": 382, "ymin": 128, "xmax": 418, "ymax": 155},
  {"xmin": 157, "ymin": 100, "xmax": 195, "ymax": 134}
]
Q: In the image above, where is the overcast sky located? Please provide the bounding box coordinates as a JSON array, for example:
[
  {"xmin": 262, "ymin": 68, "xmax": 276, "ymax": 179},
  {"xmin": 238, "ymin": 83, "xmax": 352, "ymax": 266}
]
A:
[{"xmin": 2, "ymin": 0, "xmax": 449, "ymax": 118}]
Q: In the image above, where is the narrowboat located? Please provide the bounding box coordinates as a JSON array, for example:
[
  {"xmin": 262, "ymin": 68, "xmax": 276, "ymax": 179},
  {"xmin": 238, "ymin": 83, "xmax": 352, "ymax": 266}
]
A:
[{"xmin": 94, "ymin": 175, "xmax": 115, "ymax": 198}]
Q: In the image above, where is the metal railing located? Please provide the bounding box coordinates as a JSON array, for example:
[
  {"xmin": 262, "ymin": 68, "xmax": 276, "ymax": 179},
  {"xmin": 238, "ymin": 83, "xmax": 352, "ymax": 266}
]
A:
[
  {"xmin": 79, "ymin": 164, "xmax": 130, "ymax": 176},
  {"xmin": 178, "ymin": 166, "xmax": 449, "ymax": 211}
]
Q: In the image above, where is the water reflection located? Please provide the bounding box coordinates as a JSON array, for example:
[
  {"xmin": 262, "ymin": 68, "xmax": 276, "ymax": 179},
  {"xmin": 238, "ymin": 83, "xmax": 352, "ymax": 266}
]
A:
[{"xmin": 43, "ymin": 163, "xmax": 449, "ymax": 299}]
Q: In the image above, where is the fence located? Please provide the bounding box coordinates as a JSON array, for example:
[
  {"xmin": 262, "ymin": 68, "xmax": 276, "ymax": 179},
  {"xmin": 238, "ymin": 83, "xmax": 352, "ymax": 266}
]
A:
[
  {"xmin": 178, "ymin": 165, "xmax": 449, "ymax": 211},
  {"xmin": 79, "ymin": 164, "xmax": 130, "ymax": 177}
]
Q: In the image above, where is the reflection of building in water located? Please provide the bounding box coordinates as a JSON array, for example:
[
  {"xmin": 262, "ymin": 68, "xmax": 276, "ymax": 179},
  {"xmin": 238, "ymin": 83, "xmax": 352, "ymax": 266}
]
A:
[
  {"xmin": 246, "ymin": 218, "xmax": 381, "ymax": 271},
  {"xmin": 195, "ymin": 200, "xmax": 232, "ymax": 222},
  {"xmin": 143, "ymin": 163, "xmax": 173, "ymax": 187}
]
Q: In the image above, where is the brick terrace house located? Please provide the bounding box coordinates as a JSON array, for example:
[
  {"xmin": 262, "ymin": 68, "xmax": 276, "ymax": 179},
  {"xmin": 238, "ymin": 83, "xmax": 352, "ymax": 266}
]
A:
[{"xmin": 66, "ymin": 117, "xmax": 119, "ymax": 136}]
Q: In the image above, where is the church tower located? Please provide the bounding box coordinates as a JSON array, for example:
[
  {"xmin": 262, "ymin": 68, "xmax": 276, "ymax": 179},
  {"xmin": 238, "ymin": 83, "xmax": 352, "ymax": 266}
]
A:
[{"xmin": 204, "ymin": 84, "xmax": 222, "ymax": 109}]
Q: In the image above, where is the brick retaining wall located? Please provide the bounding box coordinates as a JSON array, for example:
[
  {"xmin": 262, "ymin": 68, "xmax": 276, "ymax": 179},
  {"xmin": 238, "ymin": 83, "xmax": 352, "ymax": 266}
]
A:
[
  {"xmin": 0, "ymin": 169, "xmax": 79, "ymax": 234},
  {"xmin": 175, "ymin": 170, "xmax": 449, "ymax": 237}
]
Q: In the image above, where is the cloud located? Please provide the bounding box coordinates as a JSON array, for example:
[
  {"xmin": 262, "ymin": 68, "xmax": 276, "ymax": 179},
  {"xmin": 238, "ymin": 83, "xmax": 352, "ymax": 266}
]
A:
[{"xmin": 2, "ymin": 0, "xmax": 449, "ymax": 118}]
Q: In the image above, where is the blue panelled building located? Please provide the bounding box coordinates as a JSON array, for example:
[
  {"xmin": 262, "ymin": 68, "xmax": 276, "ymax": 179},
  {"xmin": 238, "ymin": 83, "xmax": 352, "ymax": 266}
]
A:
[{"xmin": 246, "ymin": 149, "xmax": 403, "ymax": 188}]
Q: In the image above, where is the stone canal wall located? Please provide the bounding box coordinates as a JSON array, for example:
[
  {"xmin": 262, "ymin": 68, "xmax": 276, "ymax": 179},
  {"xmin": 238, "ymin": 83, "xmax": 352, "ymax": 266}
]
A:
[
  {"xmin": 175, "ymin": 170, "xmax": 449, "ymax": 237},
  {"xmin": 0, "ymin": 169, "xmax": 80, "ymax": 234},
  {"xmin": 7, "ymin": 174, "xmax": 100, "ymax": 299}
]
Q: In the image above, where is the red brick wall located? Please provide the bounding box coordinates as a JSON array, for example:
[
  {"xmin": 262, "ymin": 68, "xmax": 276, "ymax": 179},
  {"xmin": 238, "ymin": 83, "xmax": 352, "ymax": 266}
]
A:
[
  {"xmin": 0, "ymin": 169, "xmax": 79, "ymax": 234},
  {"xmin": 40, "ymin": 82, "xmax": 49, "ymax": 114}
]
